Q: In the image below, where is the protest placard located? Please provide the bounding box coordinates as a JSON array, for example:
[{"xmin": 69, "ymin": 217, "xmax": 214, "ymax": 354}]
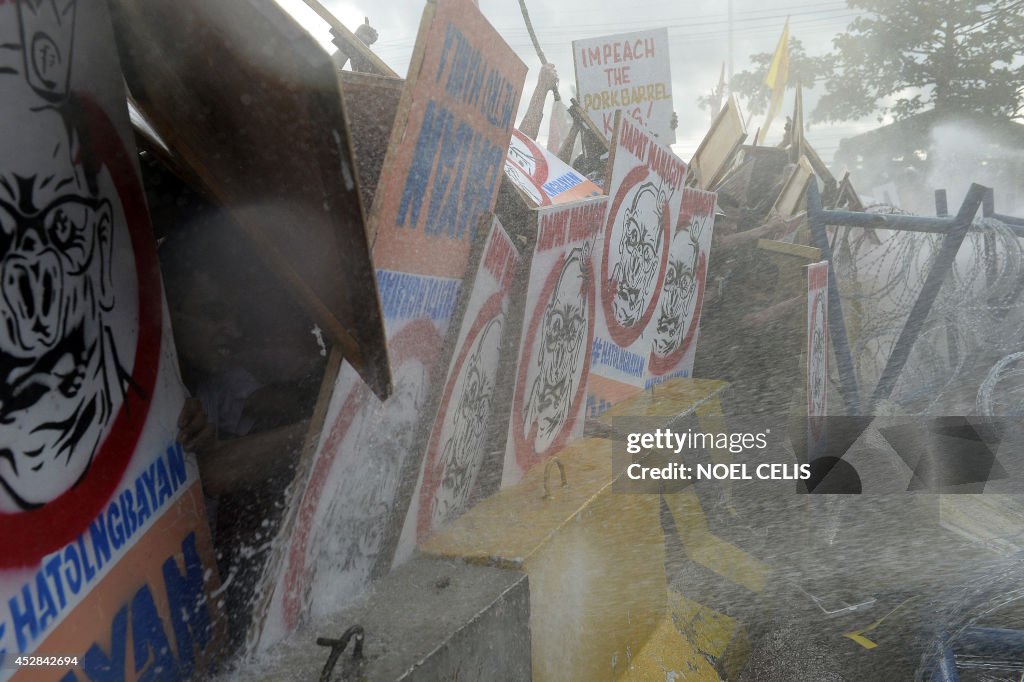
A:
[
  {"xmin": 573, "ymin": 28, "xmax": 675, "ymax": 143},
  {"xmin": 645, "ymin": 188, "xmax": 717, "ymax": 388},
  {"xmin": 502, "ymin": 199, "xmax": 605, "ymax": 486},
  {"xmin": 588, "ymin": 113, "xmax": 686, "ymax": 416},
  {"xmin": 0, "ymin": 4, "xmax": 223, "ymax": 677},
  {"xmin": 388, "ymin": 218, "xmax": 522, "ymax": 564},
  {"xmin": 253, "ymin": 0, "xmax": 526, "ymax": 646},
  {"xmin": 807, "ymin": 261, "xmax": 829, "ymax": 419},
  {"xmin": 505, "ymin": 129, "xmax": 602, "ymax": 207}
]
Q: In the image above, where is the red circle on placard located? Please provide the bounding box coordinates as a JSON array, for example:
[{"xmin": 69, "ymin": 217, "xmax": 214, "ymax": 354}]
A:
[
  {"xmin": 281, "ymin": 319, "xmax": 441, "ymax": 628},
  {"xmin": 0, "ymin": 95, "xmax": 162, "ymax": 568},
  {"xmin": 511, "ymin": 251, "xmax": 595, "ymax": 473},
  {"xmin": 600, "ymin": 165, "xmax": 670, "ymax": 347},
  {"xmin": 417, "ymin": 292, "xmax": 505, "ymax": 541},
  {"xmin": 649, "ymin": 252, "xmax": 707, "ymax": 376},
  {"xmin": 506, "ymin": 160, "xmax": 551, "ymax": 207},
  {"xmin": 506, "ymin": 130, "xmax": 551, "ymax": 207}
]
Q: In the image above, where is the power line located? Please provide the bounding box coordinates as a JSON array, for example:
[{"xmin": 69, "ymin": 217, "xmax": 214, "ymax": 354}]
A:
[
  {"xmin": 373, "ymin": 3, "xmax": 855, "ymax": 49},
  {"xmin": 377, "ymin": 14, "xmax": 860, "ymax": 57},
  {"xmin": 375, "ymin": 16, "xmax": 858, "ymax": 57}
]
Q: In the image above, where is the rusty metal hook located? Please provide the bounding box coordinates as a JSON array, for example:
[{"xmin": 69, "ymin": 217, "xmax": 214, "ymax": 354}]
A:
[
  {"xmin": 542, "ymin": 457, "xmax": 567, "ymax": 499},
  {"xmin": 317, "ymin": 624, "xmax": 364, "ymax": 682}
]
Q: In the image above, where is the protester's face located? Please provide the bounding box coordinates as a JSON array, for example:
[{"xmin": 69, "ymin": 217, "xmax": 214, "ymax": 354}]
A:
[
  {"xmin": 613, "ymin": 185, "xmax": 662, "ymax": 327},
  {"xmin": 0, "ymin": 108, "xmax": 117, "ymax": 510},
  {"xmin": 653, "ymin": 230, "xmax": 698, "ymax": 356},
  {"xmin": 172, "ymin": 273, "xmax": 243, "ymax": 376}
]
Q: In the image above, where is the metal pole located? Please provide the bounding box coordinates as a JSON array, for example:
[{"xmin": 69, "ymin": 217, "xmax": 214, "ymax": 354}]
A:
[
  {"xmin": 727, "ymin": 0, "xmax": 734, "ymax": 89},
  {"xmin": 934, "ymin": 189, "xmax": 948, "ymax": 217},
  {"xmin": 933, "ymin": 641, "xmax": 961, "ymax": 682},
  {"xmin": 867, "ymin": 184, "xmax": 986, "ymax": 410},
  {"xmin": 982, "ymin": 188, "xmax": 997, "ymax": 290},
  {"xmin": 807, "ymin": 182, "xmax": 863, "ymax": 415}
]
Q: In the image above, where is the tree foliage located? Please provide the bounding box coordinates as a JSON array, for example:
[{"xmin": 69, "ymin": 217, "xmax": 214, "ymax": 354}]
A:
[
  {"xmin": 698, "ymin": 38, "xmax": 833, "ymax": 118},
  {"xmin": 817, "ymin": 0, "xmax": 1024, "ymax": 123},
  {"xmin": 716, "ymin": 0, "xmax": 1024, "ymax": 124}
]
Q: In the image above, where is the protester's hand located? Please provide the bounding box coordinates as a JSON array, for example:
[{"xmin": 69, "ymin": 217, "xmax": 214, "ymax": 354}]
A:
[
  {"xmin": 354, "ymin": 19, "xmax": 378, "ymax": 47},
  {"xmin": 178, "ymin": 398, "xmax": 215, "ymax": 455},
  {"xmin": 538, "ymin": 63, "xmax": 559, "ymax": 94}
]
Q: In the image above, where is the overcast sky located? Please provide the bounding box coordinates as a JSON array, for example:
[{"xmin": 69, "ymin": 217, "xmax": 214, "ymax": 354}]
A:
[{"xmin": 277, "ymin": 0, "xmax": 883, "ymax": 164}]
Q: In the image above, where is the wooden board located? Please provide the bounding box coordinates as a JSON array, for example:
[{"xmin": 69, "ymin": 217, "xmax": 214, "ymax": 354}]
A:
[
  {"xmin": 301, "ymin": 0, "xmax": 398, "ymax": 77},
  {"xmin": 338, "ymin": 71, "xmax": 404, "ymax": 212},
  {"xmin": 690, "ymin": 95, "xmax": 747, "ymax": 190},
  {"xmin": 771, "ymin": 156, "xmax": 815, "ymax": 219},
  {"xmin": 108, "ymin": 0, "xmax": 391, "ymax": 398}
]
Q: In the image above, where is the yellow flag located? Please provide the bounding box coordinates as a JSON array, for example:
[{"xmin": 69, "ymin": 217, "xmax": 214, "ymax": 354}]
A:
[{"xmin": 757, "ymin": 18, "xmax": 790, "ymax": 145}]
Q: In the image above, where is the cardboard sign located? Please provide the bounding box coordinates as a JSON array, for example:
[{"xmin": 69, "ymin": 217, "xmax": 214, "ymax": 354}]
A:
[
  {"xmin": 502, "ymin": 199, "xmax": 605, "ymax": 487},
  {"xmin": 505, "ymin": 129, "xmax": 601, "ymax": 207},
  {"xmin": 771, "ymin": 156, "xmax": 814, "ymax": 218},
  {"xmin": 369, "ymin": 0, "xmax": 526, "ymax": 273},
  {"xmin": 807, "ymin": 261, "xmax": 829, "ymax": 419},
  {"xmin": 573, "ymin": 28, "xmax": 675, "ymax": 144},
  {"xmin": 390, "ymin": 219, "xmax": 521, "ymax": 564},
  {"xmin": 253, "ymin": 0, "xmax": 526, "ymax": 648},
  {"xmin": 690, "ymin": 95, "xmax": 746, "ymax": 190},
  {"xmin": 646, "ymin": 188, "xmax": 717, "ymax": 388},
  {"xmin": 0, "ymin": 3, "xmax": 222, "ymax": 677},
  {"xmin": 588, "ymin": 113, "xmax": 687, "ymax": 416}
]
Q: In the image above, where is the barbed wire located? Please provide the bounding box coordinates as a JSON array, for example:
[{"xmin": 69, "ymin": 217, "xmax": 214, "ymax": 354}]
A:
[{"xmin": 828, "ymin": 210, "xmax": 1024, "ymax": 415}]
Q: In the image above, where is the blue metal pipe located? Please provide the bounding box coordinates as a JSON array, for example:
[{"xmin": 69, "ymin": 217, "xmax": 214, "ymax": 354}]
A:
[
  {"xmin": 955, "ymin": 626, "xmax": 1024, "ymax": 657},
  {"xmin": 807, "ymin": 181, "xmax": 863, "ymax": 415},
  {"xmin": 934, "ymin": 642, "xmax": 961, "ymax": 682}
]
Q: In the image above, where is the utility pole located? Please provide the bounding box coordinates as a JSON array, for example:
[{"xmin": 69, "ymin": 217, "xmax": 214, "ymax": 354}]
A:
[{"xmin": 727, "ymin": 0, "xmax": 734, "ymax": 92}]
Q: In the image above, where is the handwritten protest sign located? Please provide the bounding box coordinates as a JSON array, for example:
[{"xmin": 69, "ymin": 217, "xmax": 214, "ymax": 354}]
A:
[{"xmin": 573, "ymin": 28, "xmax": 675, "ymax": 144}]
